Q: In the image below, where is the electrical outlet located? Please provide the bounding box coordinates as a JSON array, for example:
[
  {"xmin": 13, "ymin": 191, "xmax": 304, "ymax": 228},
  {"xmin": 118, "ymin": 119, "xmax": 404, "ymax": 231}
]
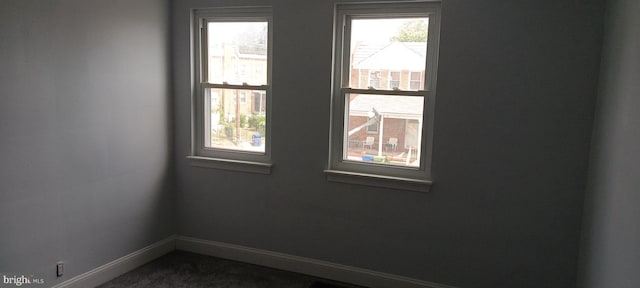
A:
[{"xmin": 56, "ymin": 261, "xmax": 64, "ymax": 277}]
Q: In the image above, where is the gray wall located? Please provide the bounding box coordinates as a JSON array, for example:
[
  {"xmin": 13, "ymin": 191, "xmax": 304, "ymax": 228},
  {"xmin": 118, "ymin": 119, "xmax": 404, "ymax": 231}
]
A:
[
  {"xmin": 0, "ymin": 0, "xmax": 173, "ymax": 286},
  {"xmin": 172, "ymin": 1, "xmax": 604, "ymax": 287},
  {"xmin": 578, "ymin": 0, "xmax": 640, "ymax": 287}
]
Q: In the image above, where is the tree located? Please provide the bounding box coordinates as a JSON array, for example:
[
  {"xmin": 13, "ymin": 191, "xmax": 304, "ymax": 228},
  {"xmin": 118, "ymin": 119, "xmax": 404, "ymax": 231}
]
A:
[{"xmin": 390, "ymin": 20, "xmax": 428, "ymax": 42}]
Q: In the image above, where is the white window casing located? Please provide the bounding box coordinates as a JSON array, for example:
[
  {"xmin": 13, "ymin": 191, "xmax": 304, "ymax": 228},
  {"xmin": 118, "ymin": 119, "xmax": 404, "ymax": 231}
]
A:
[
  {"xmin": 326, "ymin": 2, "xmax": 441, "ymax": 192},
  {"xmin": 189, "ymin": 7, "xmax": 273, "ymax": 174}
]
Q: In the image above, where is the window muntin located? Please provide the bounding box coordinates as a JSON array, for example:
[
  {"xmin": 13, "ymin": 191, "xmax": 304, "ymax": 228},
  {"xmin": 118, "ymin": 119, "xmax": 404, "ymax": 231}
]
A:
[
  {"xmin": 193, "ymin": 7, "xmax": 272, "ymax": 163},
  {"xmin": 329, "ymin": 2, "xmax": 440, "ymax": 181}
]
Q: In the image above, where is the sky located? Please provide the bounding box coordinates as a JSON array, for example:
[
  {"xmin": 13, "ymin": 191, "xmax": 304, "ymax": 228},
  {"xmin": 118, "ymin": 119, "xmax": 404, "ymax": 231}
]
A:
[{"xmin": 208, "ymin": 22, "xmax": 268, "ymax": 45}]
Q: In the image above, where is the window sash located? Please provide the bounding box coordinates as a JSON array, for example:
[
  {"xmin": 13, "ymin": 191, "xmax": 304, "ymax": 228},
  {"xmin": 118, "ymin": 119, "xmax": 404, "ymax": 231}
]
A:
[
  {"xmin": 341, "ymin": 91, "xmax": 426, "ymax": 168},
  {"xmin": 199, "ymin": 86, "xmax": 270, "ymax": 155},
  {"xmin": 193, "ymin": 7, "xmax": 273, "ymax": 162},
  {"xmin": 329, "ymin": 2, "xmax": 440, "ymax": 180}
]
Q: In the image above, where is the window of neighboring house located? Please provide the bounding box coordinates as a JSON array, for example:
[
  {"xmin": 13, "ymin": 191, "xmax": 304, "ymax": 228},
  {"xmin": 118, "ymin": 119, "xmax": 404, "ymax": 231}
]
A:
[
  {"xmin": 238, "ymin": 63, "xmax": 248, "ymax": 82},
  {"xmin": 326, "ymin": 2, "xmax": 440, "ymax": 191},
  {"xmin": 255, "ymin": 65, "xmax": 264, "ymax": 80},
  {"xmin": 252, "ymin": 91, "xmax": 266, "ymax": 114},
  {"xmin": 389, "ymin": 71, "xmax": 401, "ymax": 90},
  {"xmin": 367, "ymin": 122, "xmax": 379, "ymax": 133},
  {"xmin": 239, "ymin": 91, "xmax": 247, "ymax": 104},
  {"xmin": 409, "ymin": 71, "xmax": 422, "ymax": 90},
  {"xmin": 189, "ymin": 7, "xmax": 272, "ymax": 173},
  {"xmin": 369, "ymin": 70, "xmax": 381, "ymax": 88}
]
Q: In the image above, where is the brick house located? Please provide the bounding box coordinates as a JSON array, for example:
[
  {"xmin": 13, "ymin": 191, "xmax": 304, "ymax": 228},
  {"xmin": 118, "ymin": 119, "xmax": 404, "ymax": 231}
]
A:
[
  {"xmin": 347, "ymin": 41, "xmax": 427, "ymax": 161},
  {"xmin": 348, "ymin": 95, "xmax": 423, "ymax": 157},
  {"xmin": 207, "ymin": 42, "xmax": 267, "ymax": 136},
  {"xmin": 208, "ymin": 42, "xmax": 267, "ymax": 122},
  {"xmin": 350, "ymin": 42, "xmax": 426, "ymax": 90}
]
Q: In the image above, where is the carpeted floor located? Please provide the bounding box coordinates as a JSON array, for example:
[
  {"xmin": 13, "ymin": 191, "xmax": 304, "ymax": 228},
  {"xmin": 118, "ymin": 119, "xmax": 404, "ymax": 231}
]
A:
[{"xmin": 97, "ymin": 250, "xmax": 365, "ymax": 288}]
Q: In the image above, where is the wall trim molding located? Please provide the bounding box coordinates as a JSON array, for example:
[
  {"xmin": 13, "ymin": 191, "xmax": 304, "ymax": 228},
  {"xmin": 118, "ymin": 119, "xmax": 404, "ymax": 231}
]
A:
[
  {"xmin": 50, "ymin": 235, "xmax": 176, "ymax": 288},
  {"xmin": 49, "ymin": 235, "xmax": 456, "ymax": 288},
  {"xmin": 175, "ymin": 236, "xmax": 457, "ymax": 288}
]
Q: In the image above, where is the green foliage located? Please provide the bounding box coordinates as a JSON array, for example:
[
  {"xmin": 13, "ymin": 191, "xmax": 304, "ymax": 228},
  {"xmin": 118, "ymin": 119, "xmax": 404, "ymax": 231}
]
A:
[
  {"xmin": 223, "ymin": 123, "xmax": 235, "ymax": 138},
  {"xmin": 248, "ymin": 115, "xmax": 265, "ymax": 129},
  {"xmin": 219, "ymin": 98, "xmax": 226, "ymax": 123},
  {"xmin": 373, "ymin": 155, "xmax": 389, "ymax": 163},
  {"xmin": 257, "ymin": 120, "xmax": 266, "ymax": 135},
  {"xmin": 240, "ymin": 114, "xmax": 248, "ymax": 128},
  {"xmin": 247, "ymin": 114, "xmax": 266, "ymax": 135},
  {"xmin": 390, "ymin": 20, "xmax": 428, "ymax": 42}
]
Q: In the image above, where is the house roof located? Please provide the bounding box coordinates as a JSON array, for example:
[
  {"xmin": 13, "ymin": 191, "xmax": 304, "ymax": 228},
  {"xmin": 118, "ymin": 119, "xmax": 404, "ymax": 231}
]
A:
[
  {"xmin": 352, "ymin": 42, "xmax": 427, "ymax": 71},
  {"xmin": 350, "ymin": 94, "xmax": 423, "ymax": 119}
]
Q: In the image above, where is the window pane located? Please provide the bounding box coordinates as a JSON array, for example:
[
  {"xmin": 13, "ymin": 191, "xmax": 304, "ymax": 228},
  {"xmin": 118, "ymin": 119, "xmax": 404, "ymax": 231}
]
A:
[
  {"xmin": 349, "ymin": 18, "xmax": 428, "ymax": 91},
  {"xmin": 409, "ymin": 71, "xmax": 422, "ymax": 90},
  {"xmin": 345, "ymin": 93, "xmax": 423, "ymax": 167},
  {"xmin": 207, "ymin": 22, "xmax": 268, "ymax": 85},
  {"xmin": 389, "ymin": 71, "xmax": 401, "ymax": 89},
  {"xmin": 369, "ymin": 70, "xmax": 381, "ymax": 88},
  {"xmin": 204, "ymin": 88, "xmax": 266, "ymax": 153}
]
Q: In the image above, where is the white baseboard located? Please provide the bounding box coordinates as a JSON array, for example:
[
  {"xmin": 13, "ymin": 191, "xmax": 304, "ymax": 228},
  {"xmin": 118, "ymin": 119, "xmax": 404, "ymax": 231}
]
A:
[
  {"xmin": 175, "ymin": 236, "xmax": 457, "ymax": 288},
  {"xmin": 51, "ymin": 235, "xmax": 176, "ymax": 288},
  {"xmin": 48, "ymin": 235, "xmax": 456, "ymax": 288}
]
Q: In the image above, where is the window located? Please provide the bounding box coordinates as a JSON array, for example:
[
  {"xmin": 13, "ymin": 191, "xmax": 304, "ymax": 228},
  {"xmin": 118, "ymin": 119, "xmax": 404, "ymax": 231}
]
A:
[
  {"xmin": 252, "ymin": 91, "xmax": 266, "ymax": 114},
  {"xmin": 189, "ymin": 7, "xmax": 272, "ymax": 173},
  {"xmin": 369, "ymin": 70, "xmax": 381, "ymax": 89},
  {"xmin": 326, "ymin": 2, "xmax": 440, "ymax": 191},
  {"xmin": 409, "ymin": 71, "xmax": 422, "ymax": 90},
  {"xmin": 367, "ymin": 121, "xmax": 379, "ymax": 133},
  {"xmin": 389, "ymin": 71, "xmax": 401, "ymax": 90}
]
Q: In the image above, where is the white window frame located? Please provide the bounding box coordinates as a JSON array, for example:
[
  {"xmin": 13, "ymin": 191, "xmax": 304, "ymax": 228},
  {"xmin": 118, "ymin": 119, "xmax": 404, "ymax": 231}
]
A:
[
  {"xmin": 188, "ymin": 7, "xmax": 273, "ymax": 174},
  {"xmin": 389, "ymin": 71, "xmax": 401, "ymax": 90},
  {"xmin": 325, "ymin": 2, "xmax": 440, "ymax": 192}
]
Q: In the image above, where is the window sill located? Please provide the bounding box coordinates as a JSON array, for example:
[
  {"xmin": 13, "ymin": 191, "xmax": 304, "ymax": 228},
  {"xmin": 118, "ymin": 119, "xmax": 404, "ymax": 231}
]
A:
[
  {"xmin": 324, "ymin": 170, "xmax": 432, "ymax": 192},
  {"xmin": 187, "ymin": 156, "xmax": 272, "ymax": 174}
]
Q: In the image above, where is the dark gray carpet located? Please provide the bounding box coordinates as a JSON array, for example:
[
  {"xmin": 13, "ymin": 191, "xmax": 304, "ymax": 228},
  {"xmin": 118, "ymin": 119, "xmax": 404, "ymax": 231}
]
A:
[{"xmin": 97, "ymin": 251, "xmax": 365, "ymax": 288}]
